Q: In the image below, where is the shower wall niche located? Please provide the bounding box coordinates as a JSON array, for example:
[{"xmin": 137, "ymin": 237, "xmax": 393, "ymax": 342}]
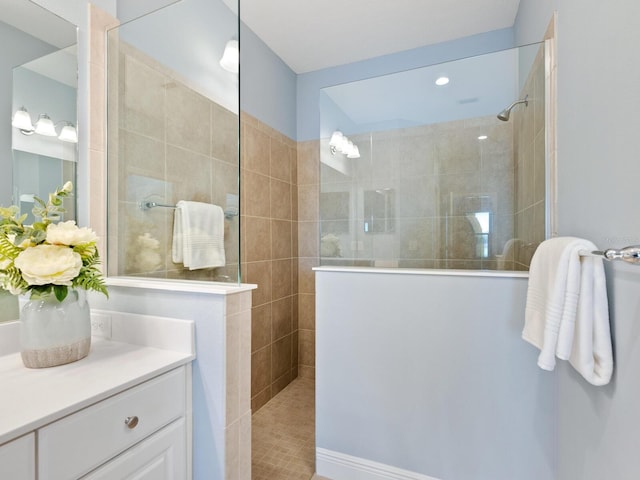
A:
[
  {"xmin": 319, "ymin": 42, "xmax": 547, "ymax": 272},
  {"xmin": 106, "ymin": 0, "xmax": 240, "ymax": 282}
]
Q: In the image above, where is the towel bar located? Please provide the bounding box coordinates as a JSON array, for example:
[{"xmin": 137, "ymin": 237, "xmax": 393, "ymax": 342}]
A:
[
  {"xmin": 579, "ymin": 245, "xmax": 640, "ymax": 264},
  {"xmin": 140, "ymin": 200, "xmax": 238, "ymax": 220}
]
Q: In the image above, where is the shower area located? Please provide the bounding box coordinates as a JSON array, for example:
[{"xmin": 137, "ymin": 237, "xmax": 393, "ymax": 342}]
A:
[
  {"xmin": 103, "ymin": 1, "xmax": 549, "ymax": 477},
  {"xmin": 319, "ymin": 42, "xmax": 548, "ymax": 271}
]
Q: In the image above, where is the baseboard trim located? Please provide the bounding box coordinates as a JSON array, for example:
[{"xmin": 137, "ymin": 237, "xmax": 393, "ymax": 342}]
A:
[{"xmin": 316, "ymin": 448, "xmax": 441, "ymax": 480}]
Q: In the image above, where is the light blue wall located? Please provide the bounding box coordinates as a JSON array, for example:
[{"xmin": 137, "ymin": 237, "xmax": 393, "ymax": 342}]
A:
[
  {"xmin": 116, "ymin": 0, "xmax": 178, "ymax": 22},
  {"xmin": 239, "ymin": 22, "xmax": 297, "ymax": 140},
  {"xmin": 515, "ymin": 2, "xmax": 640, "ymax": 480},
  {"xmin": 297, "ymin": 28, "xmax": 515, "ymax": 141},
  {"xmin": 316, "ymin": 270, "xmax": 556, "ymax": 480}
]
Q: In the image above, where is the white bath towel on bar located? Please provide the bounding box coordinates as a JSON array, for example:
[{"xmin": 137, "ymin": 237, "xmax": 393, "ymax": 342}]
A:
[
  {"xmin": 523, "ymin": 237, "xmax": 613, "ymax": 386},
  {"xmin": 172, "ymin": 200, "xmax": 226, "ymax": 270}
]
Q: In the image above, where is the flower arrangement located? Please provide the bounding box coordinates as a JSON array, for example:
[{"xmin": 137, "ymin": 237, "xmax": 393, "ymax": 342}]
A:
[{"xmin": 0, "ymin": 182, "xmax": 107, "ymax": 302}]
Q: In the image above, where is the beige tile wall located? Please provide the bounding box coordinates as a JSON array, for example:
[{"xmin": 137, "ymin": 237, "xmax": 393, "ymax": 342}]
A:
[
  {"xmin": 241, "ymin": 114, "xmax": 300, "ymax": 412},
  {"xmin": 514, "ymin": 44, "xmax": 546, "ymax": 269},
  {"xmin": 320, "ymin": 117, "xmax": 516, "ymax": 271}
]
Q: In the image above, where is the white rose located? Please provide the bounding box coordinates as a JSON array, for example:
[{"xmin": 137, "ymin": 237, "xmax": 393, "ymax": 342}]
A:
[
  {"xmin": 46, "ymin": 221, "xmax": 98, "ymax": 246},
  {"xmin": 14, "ymin": 245, "xmax": 82, "ymax": 286}
]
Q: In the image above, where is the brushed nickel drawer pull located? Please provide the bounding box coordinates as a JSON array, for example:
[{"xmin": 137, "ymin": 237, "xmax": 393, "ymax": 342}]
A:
[{"xmin": 124, "ymin": 416, "xmax": 139, "ymax": 429}]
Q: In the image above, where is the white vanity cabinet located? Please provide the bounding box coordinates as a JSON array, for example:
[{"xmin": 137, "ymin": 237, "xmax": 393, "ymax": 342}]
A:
[
  {"xmin": 0, "ymin": 313, "xmax": 195, "ymax": 480},
  {"xmin": 39, "ymin": 367, "xmax": 188, "ymax": 480},
  {"xmin": 0, "ymin": 433, "xmax": 35, "ymax": 480}
]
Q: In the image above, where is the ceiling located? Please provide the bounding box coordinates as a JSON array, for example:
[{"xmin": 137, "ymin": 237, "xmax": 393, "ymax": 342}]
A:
[{"xmin": 224, "ymin": 0, "xmax": 522, "ymax": 73}]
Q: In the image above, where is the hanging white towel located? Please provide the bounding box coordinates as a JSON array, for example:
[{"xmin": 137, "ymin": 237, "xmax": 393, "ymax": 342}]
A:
[
  {"xmin": 523, "ymin": 237, "xmax": 613, "ymax": 386},
  {"xmin": 172, "ymin": 200, "xmax": 226, "ymax": 270}
]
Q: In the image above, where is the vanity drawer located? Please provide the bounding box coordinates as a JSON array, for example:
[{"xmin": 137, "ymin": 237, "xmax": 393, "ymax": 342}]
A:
[
  {"xmin": 0, "ymin": 433, "xmax": 35, "ymax": 480},
  {"xmin": 38, "ymin": 367, "xmax": 186, "ymax": 480}
]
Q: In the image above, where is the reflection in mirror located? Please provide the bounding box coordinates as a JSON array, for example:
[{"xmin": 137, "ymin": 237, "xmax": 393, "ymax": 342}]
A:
[
  {"xmin": 12, "ymin": 47, "xmax": 78, "ymax": 223},
  {"xmin": 0, "ymin": 0, "xmax": 77, "ymax": 321},
  {"xmin": 364, "ymin": 188, "xmax": 395, "ymax": 234},
  {"xmin": 320, "ymin": 42, "xmax": 547, "ymax": 272}
]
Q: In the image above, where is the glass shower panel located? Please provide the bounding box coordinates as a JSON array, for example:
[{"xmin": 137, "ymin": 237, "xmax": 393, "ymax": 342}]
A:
[
  {"xmin": 106, "ymin": 0, "xmax": 240, "ymax": 283},
  {"xmin": 319, "ymin": 42, "xmax": 546, "ymax": 272}
]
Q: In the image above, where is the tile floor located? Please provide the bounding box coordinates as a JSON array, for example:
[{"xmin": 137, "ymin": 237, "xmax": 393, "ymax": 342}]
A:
[{"xmin": 252, "ymin": 376, "xmax": 317, "ymax": 480}]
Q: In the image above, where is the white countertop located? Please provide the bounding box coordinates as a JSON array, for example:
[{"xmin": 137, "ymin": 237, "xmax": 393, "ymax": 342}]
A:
[{"xmin": 0, "ymin": 312, "xmax": 195, "ymax": 446}]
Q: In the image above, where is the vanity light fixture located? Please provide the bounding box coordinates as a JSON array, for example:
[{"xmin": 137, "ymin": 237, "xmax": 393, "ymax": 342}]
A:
[
  {"xmin": 11, "ymin": 107, "xmax": 78, "ymax": 143},
  {"xmin": 219, "ymin": 39, "xmax": 239, "ymax": 73},
  {"xmin": 329, "ymin": 130, "xmax": 360, "ymax": 158}
]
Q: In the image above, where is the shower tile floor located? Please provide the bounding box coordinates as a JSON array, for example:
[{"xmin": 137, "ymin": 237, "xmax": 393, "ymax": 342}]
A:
[{"xmin": 252, "ymin": 376, "xmax": 316, "ymax": 480}]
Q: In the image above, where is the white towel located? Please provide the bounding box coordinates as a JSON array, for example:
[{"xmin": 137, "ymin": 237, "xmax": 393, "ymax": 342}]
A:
[
  {"xmin": 523, "ymin": 237, "xmax": 613, "ymax": 386},
  {"xmin": 172, "ymin": 201, "xmax": 226, "ymax": 270}
]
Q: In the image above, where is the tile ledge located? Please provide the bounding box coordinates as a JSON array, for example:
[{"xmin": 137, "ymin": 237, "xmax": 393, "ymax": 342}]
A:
[
  {"xmin": 313, "ymin": 266, "xmax": 529, "ymax": 279},
  {"xmin": 106, "ymin": 276, "xmax": 257, "ymax": 294}
]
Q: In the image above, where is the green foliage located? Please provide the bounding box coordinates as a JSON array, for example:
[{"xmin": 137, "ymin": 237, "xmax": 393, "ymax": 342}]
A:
[
  {"xmin": 73, "ymin": 255, "xmax": 109, "ymax": 298},
  {"xmin": 0, "ymin": 182, "xmax": 107, "ymax": 302},
  {"xmin": 2, "ymin": 266, "xmax": 28, "ymax": 292},
  {"xmin": 53, "ymin": 285, "xmax": 68, "ymax": 302},
  {"xmin": 0, "ymin": 235, "xmax": 21, "ymax": 260},
  {"xmin": 31, "ymin": 182, "xmax": 73, "ymax": 226}
]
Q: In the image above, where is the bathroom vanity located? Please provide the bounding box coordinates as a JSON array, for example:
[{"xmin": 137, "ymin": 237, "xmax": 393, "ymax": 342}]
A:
[{"xmin": 0, "ymin": 311, "xmax": 195, "ymax": 479}]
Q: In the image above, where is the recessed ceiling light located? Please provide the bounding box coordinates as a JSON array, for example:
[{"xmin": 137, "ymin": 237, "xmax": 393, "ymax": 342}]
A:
[
  {"xmin": 477, "ymin": 135, "xmax": 488, "ymax": 140},
  {"xmin": 435, "ymin": 76, "xmax": 449, "ymax": 86}
]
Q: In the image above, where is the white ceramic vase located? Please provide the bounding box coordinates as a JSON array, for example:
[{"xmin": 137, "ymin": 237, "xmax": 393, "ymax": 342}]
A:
[{"xmin": 20, "ymin": 289, "xmax": 91, "ymax": 368}]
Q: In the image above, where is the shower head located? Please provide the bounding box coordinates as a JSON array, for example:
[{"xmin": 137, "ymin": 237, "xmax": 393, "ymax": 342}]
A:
[{"xmin": 497, "ymin": 95, "xmax": 529, "ymax": 121}]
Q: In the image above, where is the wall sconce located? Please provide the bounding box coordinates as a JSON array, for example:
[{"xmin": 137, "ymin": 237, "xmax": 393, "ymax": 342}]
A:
[
  {"xmin": 329, "ymin": 130, "xmax": 360, "ymax": 158},
  {"xmin": 11, "ymin": 107, "xmax": 78, "ymax": 143},
  {"xmin": 219, "ymin": 39, "xmax": 239, "ymax": 74}
]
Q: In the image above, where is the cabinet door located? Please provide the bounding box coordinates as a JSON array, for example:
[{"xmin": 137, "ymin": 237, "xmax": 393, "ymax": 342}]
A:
[
  {"xmin": 82, "ymin": 418, "xmax": 186, "ymax": 480},
  {"xmin": 0, "ymin": 433, "xmax": 35, "ymax": 480}
]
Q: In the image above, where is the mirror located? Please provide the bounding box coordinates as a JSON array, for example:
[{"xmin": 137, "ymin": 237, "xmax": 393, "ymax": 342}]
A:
[
  {"xmin": 12, "ymin": 47, "xmax": 78, "ymax": 224},
  {"xmin": 0, "ymin": 0, "xmax": 77, "ymax": 322}
]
